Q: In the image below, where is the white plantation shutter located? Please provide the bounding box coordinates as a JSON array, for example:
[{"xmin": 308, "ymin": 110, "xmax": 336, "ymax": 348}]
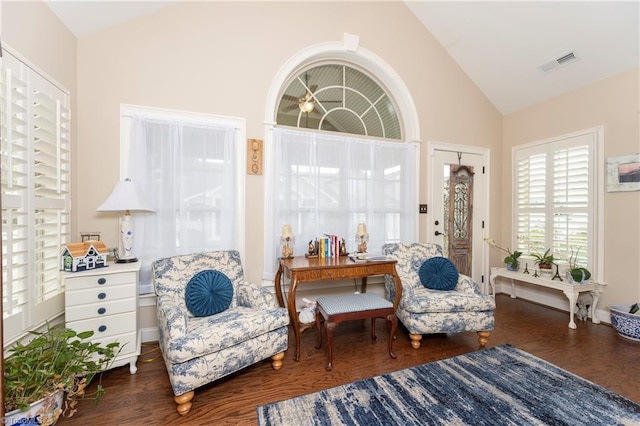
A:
[
  {"xmin": 514, "ymin": 132, "xmax": 596, "ymax": 270},
  {"xmin": 1, "ymin": 47, "xmax": 70, "ymax": 342}
]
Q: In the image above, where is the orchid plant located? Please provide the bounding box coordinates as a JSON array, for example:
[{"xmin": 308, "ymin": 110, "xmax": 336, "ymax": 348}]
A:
[{"xmin": 484, "ymin": 238, "xmax": 523, "ymax": 270}]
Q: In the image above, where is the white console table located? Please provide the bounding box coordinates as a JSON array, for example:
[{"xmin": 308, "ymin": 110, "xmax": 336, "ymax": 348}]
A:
[{"xmin": 489, "ymin": 267, "xmax": 605, "ymax": 329}]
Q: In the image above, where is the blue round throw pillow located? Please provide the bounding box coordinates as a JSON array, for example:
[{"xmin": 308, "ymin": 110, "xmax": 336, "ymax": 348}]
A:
[
  {"xmin": 185, "ymin": 270, "xmax": 233, "ymax": 317},
  {"xmin": 418, "ymin": 257, "xmax": 459, "ymax": 291}
]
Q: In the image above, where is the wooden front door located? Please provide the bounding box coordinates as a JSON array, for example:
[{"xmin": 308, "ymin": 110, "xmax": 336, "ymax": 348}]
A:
[{"xmin": 447, "ymin": 164, "xmax": 474, "ymax": 277}]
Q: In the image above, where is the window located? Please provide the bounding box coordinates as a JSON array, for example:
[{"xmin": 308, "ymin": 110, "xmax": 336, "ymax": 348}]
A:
[
  {"xmin": 276, "ymin": 64, "xmax": 401, "ymax": 140},
  {"xmin": 121, "ymin": 105, "xmax": 245, "ymax": 294},
  {"xmin": 263, "ymin": 127, "xmax": 417, "ymax": 279},
  {"xmin": 1, "ymin": 48, "xmax": 71, "ymax": 342},
  {"xmin": 514, "ymin": 128, "xmax": 602, "ymax": 274}
]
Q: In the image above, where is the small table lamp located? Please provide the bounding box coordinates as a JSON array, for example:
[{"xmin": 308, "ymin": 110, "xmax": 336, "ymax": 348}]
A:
[
  {"xmin": 356, "ymin": 222, "xmax": 369, "ymax": 253},
  {"xmin": 280, "ymin": 225, "xmax": 295, "ymax": 258},
  {"xmin": 96, "ymin": 178, "xmax": 154, "ymax": 263}
]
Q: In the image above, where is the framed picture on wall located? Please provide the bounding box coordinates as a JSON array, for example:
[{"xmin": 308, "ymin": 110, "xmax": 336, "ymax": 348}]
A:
[{"xmin": 606, "ymin": 153, "xmax": 640, "ymax": 192}]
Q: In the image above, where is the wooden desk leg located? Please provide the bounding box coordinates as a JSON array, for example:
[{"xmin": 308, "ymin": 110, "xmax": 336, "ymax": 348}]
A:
[
  {"xmin": 315, "ymin": 311, "xmax": 323, "ymax": 350},
  {"xmin": 287, "ymin": 277, "xmax": 302, "ymax": 361},
  {"xmin": 274, "ymin": 265, "xmax": 285, "ymax": 308},
  {"xmin": 387, "ymin": 313, "xmax": 398, "ymax": 359},
  {"xmin": 361, "ymin": 276, "xmax": 368, "ymax": 293}
]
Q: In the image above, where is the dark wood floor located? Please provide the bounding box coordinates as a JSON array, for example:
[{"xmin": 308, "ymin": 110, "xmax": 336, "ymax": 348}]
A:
[{"xmin": 59, "ymin": 295, "xmax": 639, "ymax": 426}]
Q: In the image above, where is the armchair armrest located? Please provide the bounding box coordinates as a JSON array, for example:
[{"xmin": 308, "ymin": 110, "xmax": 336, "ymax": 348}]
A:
[
  {"xmin": 237, "ymin": 281, "xmax": 279, "ymax": 309},
  {"xmin": 455, "ymin": 274, "xmax": 483, "ymax": 295},
  {"xmin": 156, "ymin": 296, "xmax": 188, "ymax": 341}
]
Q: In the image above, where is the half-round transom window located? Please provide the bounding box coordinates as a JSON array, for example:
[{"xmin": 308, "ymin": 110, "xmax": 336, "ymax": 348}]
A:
[{"xmin": 276, "ymin": 64, "xmax": 401, "ymax": 140}]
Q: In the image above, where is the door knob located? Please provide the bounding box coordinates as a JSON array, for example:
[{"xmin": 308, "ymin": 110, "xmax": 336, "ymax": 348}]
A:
[{"xmin": 435, "ymin": 231, "xmax": 443, "ymax": 236}]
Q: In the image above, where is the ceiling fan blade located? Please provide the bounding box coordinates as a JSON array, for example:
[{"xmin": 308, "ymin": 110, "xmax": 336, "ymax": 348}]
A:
[{"xmin": 282, "ymin": 94, "xmax": 299, "ymax": 101}]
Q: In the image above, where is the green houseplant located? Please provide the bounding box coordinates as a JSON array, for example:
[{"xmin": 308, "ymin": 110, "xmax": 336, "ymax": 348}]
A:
[
  {"xmin": 531, "ymin": 249, "xmax": 555, "ymax": 271},
  {"xmin": 4, "ymin": 323, "xmax": 121, "ymax": 424},
  {"xmin": 484, "ymin": 238, "xmax": 523, "ymax": 271},
  {"xmin": 567, "ymin": 247, "xmax": 591, "ymax": 283}
]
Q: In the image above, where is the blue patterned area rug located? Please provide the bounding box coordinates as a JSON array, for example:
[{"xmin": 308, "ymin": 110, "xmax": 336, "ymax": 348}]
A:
[{"xmin": 257, "ymin": 344, "xmax": 640, "ymax": 425}]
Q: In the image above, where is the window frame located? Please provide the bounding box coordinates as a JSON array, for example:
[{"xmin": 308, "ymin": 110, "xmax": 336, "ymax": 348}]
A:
[
  {"xmin": 512, "ymin": 127, "xmax": 604, "ymax": 281},
  {"xmin": 120, "ymin": 104, "xmax": 246, "ymax": 294},
  {"xmin": 262, "ymin": 126, "xmax": 419, "ymax": 281}
]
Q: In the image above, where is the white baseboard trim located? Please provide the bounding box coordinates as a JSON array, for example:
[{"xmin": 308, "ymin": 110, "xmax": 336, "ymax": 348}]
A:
[
  {"xmin": 494, "ymin": 282, "xmax": 611, "ymax": 325},
  {"xmin": 141, "ymin": 326, "xmax": 160, "ymax": 343}
]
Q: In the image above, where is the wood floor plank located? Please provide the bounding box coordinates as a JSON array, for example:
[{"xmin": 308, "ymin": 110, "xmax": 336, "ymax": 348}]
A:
[{"xmin": 58, "ymin": 295, "xmax": 640, "ymax": 425}]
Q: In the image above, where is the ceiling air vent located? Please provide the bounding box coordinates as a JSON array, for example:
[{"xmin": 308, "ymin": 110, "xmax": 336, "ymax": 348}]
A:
[{"xmin": 538, "ymin": 50, "xmax": 579, "ymax": 74}]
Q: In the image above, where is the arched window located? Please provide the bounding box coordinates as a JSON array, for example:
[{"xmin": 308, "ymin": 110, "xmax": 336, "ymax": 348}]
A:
[
  {"xmin": 263, "ymin": 42, "xmax": 420, "ymax": 281},
  {"xmin": 276, "ymin": 64, "xmax": 401, "ymax": 140}
]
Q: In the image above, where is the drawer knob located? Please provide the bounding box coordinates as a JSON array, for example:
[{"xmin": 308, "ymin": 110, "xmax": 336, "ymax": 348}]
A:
[
  {"xmin": 98, "ymin": 325, "xmax": 107, "ymax": 333},
  {"xmin": 98, "ymin": 292, "xmax": 106, "ymax": 300},
  {"xmin": 98, "ymin": 307, "xmax": 106, "ymax": 315},
  {"xmin": 97, "ymin": 278, "xmax": 106, "ymax": 285}
]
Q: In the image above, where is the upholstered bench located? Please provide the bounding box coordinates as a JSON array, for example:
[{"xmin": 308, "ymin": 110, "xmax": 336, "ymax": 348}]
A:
[{"xmin": 314, "ymin": 293, "xmax": 397, "ymax": 371}]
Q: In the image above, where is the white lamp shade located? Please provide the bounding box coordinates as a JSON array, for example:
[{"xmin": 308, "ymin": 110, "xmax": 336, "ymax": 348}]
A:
[
  {"xmin": 281, "ymin": 225, "xmax": 294, "ymax": 238},
  {"xmin": 356, "ymin": 222, "xmax": 368, "ymax": 237},
  {"xmin": 96, "ymin": 178, "xmax": 154, "ymax": 213}
]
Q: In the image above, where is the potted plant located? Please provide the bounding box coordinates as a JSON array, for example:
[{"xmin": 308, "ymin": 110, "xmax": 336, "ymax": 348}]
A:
[
  {"xmin": 484, "ymin": 238, "xmax": 523, "ymax": 271},
  {"xmin": 567, "ymin": 247, "xmax": 591, "ymax": 284},
  {"xmin": 4, "ymin": 323, "xmax": 121, "ymax": 425},
  {"xmin": 531, "ymin": 249, "xmax": 555, "ymax": 272}
]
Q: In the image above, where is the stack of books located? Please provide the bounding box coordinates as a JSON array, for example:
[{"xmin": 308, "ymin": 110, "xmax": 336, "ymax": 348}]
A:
[{"xmin": 307, "ymin": 234, "xmax": 346, "ymax": 258}]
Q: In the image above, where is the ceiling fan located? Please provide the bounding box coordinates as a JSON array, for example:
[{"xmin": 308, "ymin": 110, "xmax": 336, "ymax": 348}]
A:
[{"xmin": 281, "ymin": 85, "xmax": 318, "ymax": 113}]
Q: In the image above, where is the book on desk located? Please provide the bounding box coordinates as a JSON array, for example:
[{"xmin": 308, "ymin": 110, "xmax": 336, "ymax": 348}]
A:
[{"xmin": 348, "ymin": 253, "xmax": 389, "ymax": 263}]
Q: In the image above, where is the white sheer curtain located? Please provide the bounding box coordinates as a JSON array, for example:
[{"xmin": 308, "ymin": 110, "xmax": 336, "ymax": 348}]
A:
[
  {"xmin": 263, "ymin": 127, "xmax": 418, "ymax": 280},
  {"xmin": 127, "ymin": 115, "xmax": 238, "ymax": 293}
]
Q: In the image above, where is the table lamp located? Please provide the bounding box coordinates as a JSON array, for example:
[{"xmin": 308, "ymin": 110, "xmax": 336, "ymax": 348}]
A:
[
  {"xmin": 356, "ymin": 222, "xmax": 369, "ymax": 253},
  {"xmin": 280, "ymin": 225, "xmax": 295, "ymax": 258},
  {"xmin": 96, "ymin": 178, "xmax": 154, "ymax": 263}
]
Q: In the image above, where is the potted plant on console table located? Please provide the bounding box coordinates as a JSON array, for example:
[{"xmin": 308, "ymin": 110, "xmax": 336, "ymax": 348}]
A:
[
  {"xmin": 484, "ymin": 238, "xmax": 523, "ymax": 271},
  {"xmin": 567, "ymin": 247, "xmax": 591, "ymax": 284},
  {"xmin": 531, "ymin": 249, "xmax": 555, "ymax": 274},
  {"xmin": 4, "ymin": 323, "xmax": 121, "ymax": 426}
]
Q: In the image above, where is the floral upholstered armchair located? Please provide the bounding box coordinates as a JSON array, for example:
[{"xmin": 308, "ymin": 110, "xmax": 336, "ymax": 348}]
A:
[
  {"xmin": 152, "ymin": 251, "xmax": 289, "ymax": 415},
  {"xmin": 381, "ymin": 242, "xmax": 495, "ymax": 350}
]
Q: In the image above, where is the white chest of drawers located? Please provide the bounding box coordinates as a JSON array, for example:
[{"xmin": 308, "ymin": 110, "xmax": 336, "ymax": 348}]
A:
[{"xmin": 64, "ymin": 261, "xmax": 141, "ymax": 374}]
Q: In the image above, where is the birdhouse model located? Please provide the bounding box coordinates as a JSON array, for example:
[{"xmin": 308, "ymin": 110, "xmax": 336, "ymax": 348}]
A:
[{"xmin": 61, "ymin": 241, "xmax": 110, "ymax": 272}]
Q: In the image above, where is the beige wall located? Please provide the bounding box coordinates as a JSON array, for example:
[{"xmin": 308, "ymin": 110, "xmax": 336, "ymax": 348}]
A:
[
  {"xmin": 7, "ymin": 0, "xmax": 635, "ymax": 326},
  {"xmin": 73, "ymin": 1, "xmax": 503, "ymax": 284},
  {"xmin": 503, "ymin": 67, "xmax": 640, "ymax": 309}
]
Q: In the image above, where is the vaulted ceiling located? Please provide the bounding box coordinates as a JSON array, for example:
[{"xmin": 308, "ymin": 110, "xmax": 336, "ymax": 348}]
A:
[{"xmin": 44, "ymin": 1, "xmax": 639, "ymax": 115}]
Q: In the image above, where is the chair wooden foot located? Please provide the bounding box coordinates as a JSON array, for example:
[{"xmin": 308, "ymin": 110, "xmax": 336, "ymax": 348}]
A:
[
  {"xmin": 409, "ymin": 333, "xmax": 422, "ymax": 349},
  {"xmin": 271, "ymin": 352, "xmax": 285, "ymax": 370},
  {"xmin": 477, "ymin": 330, "xmax": 491, "ymax": 348},
  {"xmin": 175, "ymin": 391, "xmax": 194, "ymax": 415}
]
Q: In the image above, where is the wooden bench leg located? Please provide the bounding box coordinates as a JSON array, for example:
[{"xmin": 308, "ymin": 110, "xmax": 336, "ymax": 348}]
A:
[
  {"xmin": 370, "ymin": 317, "xmax": 377, "ymax": 341},
  {"xmin": 325, "ymin": 320, "xmax": 337, "ymax": 371},
  {"xmin": 175, "ymin": 391, "xmax": 194, "ymax": 415}
]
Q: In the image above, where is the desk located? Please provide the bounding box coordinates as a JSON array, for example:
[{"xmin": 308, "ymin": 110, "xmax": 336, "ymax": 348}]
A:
[
  {"xmin": 274, "ymin": 256, "xmax": 402, "ymax": 361},
  {"xmin": 489, "ymin": 267, "xmax": 605, "ymax": 329}
]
